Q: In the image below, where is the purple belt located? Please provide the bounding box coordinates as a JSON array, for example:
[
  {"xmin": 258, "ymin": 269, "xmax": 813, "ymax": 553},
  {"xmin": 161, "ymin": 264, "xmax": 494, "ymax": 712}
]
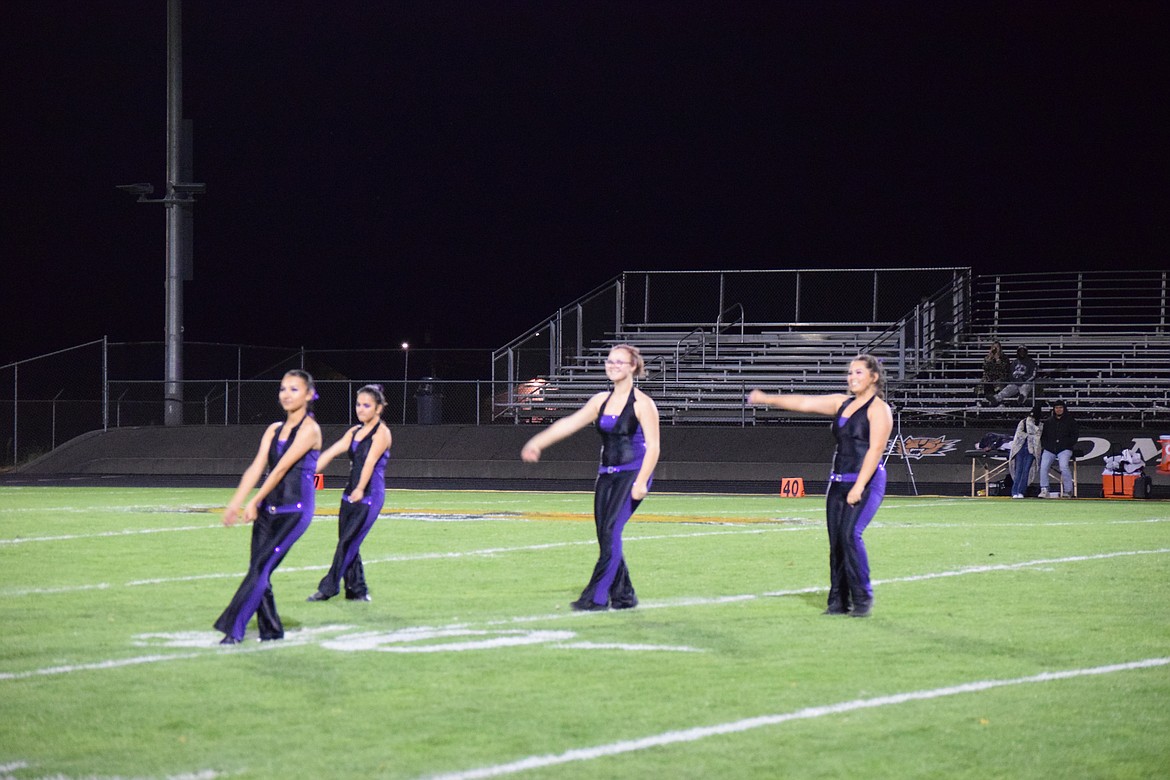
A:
[
  {"xmin": 265, "ymin": 501, "xmax": 306, "ymax": 514},
  {"xmin": 829, "ymin": 463, "xmax": 885, "ymax": 483},
  {"xmin": 598, "ymin": 461, "xmax": 643, "ymax": 475}
]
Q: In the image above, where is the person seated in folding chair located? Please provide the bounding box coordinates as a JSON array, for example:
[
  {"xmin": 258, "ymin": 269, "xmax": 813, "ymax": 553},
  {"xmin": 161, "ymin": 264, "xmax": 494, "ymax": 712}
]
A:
[{"xmin": 1039, "ymin": 400, "xmax": 1078, "ymax": 498}]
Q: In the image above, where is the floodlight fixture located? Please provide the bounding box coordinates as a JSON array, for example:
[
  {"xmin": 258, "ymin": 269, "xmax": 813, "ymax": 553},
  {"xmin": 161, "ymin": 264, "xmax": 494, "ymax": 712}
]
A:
[
  {"xmin": 171, "ymin": 182, "xmax": 206, "ymax": 195},
  {"xmin": 117, "ymin": 183, "xmax": 155, "ymax": 196}
]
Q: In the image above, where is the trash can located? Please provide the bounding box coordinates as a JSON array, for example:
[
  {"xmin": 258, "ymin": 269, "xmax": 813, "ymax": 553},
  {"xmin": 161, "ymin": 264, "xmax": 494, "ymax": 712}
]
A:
[{"xmin": 415, "ymin": 378, "xmax": 443, "ymax": 425}]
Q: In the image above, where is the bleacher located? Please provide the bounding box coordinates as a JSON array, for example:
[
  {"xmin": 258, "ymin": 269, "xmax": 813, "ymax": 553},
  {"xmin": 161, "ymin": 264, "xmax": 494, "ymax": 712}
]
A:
[
  {"xmin": 493, "ymin": 269, "xmax": 1169, "ymax": 427},
  {"xmin": 506, "ymin": 325, "xmax": 904, "ymax": 425},
  {"xmin": 895, "ymin": 330, "xmax": 1170, "ymax": 425}
]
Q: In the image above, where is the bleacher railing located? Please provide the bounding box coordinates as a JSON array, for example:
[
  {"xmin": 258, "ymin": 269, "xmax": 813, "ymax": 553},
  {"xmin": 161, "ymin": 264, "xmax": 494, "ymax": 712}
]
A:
[
  {"xmin": 491, "ymin": 267, "xmax": 971, "ymax": 418},
  {"xmin": 861, "ymin": 270, "xmax": 972, "ymax": 380},
  {"xmin": 972, "ymin": 270, "xmax": 1168, "ymax": 333}
]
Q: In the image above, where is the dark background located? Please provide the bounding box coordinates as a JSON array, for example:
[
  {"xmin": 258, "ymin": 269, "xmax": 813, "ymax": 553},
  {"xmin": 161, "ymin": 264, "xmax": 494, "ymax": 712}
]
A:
[{"xmin": 2, "ymin": 1, "xmax": 1167, "ymax": 365}]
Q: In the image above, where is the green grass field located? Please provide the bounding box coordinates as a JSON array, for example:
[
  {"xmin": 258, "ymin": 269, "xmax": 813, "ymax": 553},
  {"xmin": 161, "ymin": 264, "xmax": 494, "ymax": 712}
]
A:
[{"xmin": 2, "ymin": 486, "xmax": 1168, "ymax": 779}]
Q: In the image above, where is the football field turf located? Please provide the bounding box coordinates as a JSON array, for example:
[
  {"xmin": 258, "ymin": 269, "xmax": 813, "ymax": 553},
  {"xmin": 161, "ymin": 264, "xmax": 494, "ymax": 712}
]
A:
[{"xmin": 2, "ymin": 486, "xmax": 1168, "ymax": 779}]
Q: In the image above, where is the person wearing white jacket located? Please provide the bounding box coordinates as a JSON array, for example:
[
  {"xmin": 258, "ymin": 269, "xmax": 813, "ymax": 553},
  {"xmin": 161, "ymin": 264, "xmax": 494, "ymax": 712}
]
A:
[{"xmin": 1009, "ymin": 403, "xmax": 1042, "ymax": 498}]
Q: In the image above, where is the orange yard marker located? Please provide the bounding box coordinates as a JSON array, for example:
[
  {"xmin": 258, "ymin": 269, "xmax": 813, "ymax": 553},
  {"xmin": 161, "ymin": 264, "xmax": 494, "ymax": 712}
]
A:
[{"xmin": 780, "ymin": 477, "xmax": 805, "ymax": 498}]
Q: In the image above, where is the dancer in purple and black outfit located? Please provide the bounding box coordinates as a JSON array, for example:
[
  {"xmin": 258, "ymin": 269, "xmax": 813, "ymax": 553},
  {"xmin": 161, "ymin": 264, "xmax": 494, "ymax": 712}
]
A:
[
  {"xmin": 750, "ymin": 354, "xmax": 892, "ymax": 617},
  {"xmin": 216, "ymin": 370, "xmax": 322, "ymax": 644},
  {"xmin": 307, "ymin": 384, "xmax": 392, "ymax": 603},
  {"xmin": 522, "ymin": 344, "xmax": 660, "ymax": 611}
]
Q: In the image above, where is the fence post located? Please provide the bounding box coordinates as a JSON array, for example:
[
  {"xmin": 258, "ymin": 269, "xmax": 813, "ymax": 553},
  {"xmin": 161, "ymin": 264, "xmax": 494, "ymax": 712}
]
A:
[
  {"xmin": 52, "ymin": 389, "xmax": 63, "ymax": 450},
  {"xmin": 617, "ymin": 273, "xmax": 626, "ymax": 333},
  {"xmin": 575, "ymin": 303, "xmax": 583, "ymax": 363},
  {"xmin": 1160, "ymin": 272, "xmax": 1167, "ymax": 334},
  {"xmin": 897, "ymin": 324, "xmax": 907, "ymax": 380},
  {"xmin": 643, "ymin": 272, "xmax": 651, "ymax": 325},
  {"xmin": 992, "ymin": 275, "xmax": 1002, "ymax": 329},
  {"xmin": 795, "ymin": 272, "xmax": 802, "ymax": 322},
  {"xmin": 507, "ymin": 348, "xmax": 517, "ymax": 423},
  {"xmin": 548, "ymin": 319, "xmax": 558, "ymax": 377},
  {"xmin": 12, "ymin": 365, "xmax": 19, "ymax": 464},
  {"xmin": 1075, "ymin": 273, "xmax": 1084, "ymax": 334},
  {"xmin": 102, "ymin": 336, "xmax": 109, "ymax": 432},
  {"xmin": 116, "ymin": 390, "xmax": 127, "ymax": 428},
  {"xmin": 718, "ymin": 273, "xmax": 725, "ymax": 328},
  {"xmin": 873, "ymin": 270, "xmax": 879, "ymax": 323}
]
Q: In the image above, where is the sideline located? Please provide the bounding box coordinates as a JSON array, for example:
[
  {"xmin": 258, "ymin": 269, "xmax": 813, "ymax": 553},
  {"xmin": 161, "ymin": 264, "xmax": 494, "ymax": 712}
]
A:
[{"xmin": 421, "ymin": 658, "xmax": 1170, "ymax": 780}]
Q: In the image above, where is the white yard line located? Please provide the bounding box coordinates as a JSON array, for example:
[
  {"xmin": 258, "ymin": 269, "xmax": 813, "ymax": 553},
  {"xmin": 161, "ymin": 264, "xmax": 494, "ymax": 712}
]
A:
[
  {"xmin": 2, "ymin": 548, "xmax": 1167, "ymax": 682},
  {"xmin": 420, "ymin": 658, "xmax": 1170, "ymax": 780},
  {"xmin": 2, "ymin": 506, "xmax": 1163, "ymax": 546},
  {"xmin": 458, "ymin": 548, "xmax": 1170, "ymax": 626},
  {"xmin": 0, "ymin": 652, "xmax": 205, "ymax": 681},
  {"xmin": 0, "ymin": 524, "xmax": 219, "ymax": 545},
  {"xmin": 1, "ymin": 526, "xmax": 815, "ymax": 595},
  {"xmin": 3, "ymin": 518, "xmax": 1167, "ymax": 595}
]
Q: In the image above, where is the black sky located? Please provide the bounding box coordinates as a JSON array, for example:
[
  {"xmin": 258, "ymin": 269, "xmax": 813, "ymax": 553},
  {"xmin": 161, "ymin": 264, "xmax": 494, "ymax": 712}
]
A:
[{"xmin": 2, "ymin": 1, "xmax": 1167, "ymax": 364}]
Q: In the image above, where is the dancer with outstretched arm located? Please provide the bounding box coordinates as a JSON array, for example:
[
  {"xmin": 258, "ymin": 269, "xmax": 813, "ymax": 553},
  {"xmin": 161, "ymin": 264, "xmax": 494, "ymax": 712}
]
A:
[
  {"xmin": 521, "ymin": 344, "xmax": 660, "ymax": 611},
  {"xmin": 749, "ymin": 354, "xmax": 892, "ymax": 617}
]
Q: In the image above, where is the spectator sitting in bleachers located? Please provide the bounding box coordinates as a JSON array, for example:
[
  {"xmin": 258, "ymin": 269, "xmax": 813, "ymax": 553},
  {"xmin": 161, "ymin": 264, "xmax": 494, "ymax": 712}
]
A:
[
  {"xmin": 989, "ymin": 346, "xmax": 1038, "ymax": 406},
  {"xmin": 979, "ymin": 340, "xmax": 1010, "ymax": 403}
]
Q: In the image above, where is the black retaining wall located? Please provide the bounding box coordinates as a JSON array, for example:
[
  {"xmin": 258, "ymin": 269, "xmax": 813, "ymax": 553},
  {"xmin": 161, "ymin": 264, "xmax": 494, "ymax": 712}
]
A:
[{"xmin": 10, "ymin": 423, "xmax": 1170, "ymax": 496}]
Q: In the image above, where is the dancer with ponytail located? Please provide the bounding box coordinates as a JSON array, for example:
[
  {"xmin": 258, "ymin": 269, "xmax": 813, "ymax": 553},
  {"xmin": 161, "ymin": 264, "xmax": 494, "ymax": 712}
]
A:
[
  {"xmin": 749, "ymin": 355, "xmax": 892, "ymax": 617},
  {"xmin": 306, "ymin": 384, "xmax": 392, "ymax": 603},
  {"xmin": 215, "ymin": 370, "xmax": 322, "ymax": 644},
  {"xmin": 521, "ymin": 344, "xmax": 660, "ymax": 611}
]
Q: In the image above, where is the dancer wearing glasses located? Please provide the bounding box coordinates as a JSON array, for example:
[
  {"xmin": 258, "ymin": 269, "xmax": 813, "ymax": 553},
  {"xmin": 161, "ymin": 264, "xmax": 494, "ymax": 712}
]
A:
[{"xmin": 522, "ymin": 344, "xmax": 660, "ymax": 611}]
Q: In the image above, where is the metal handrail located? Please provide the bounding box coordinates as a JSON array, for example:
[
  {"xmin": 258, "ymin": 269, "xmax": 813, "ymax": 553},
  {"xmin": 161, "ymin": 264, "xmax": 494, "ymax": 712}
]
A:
[
  {"xmin": 673, "ymin": 327, "xmax": 709, "ymax": 381},
  {"xmin": 862, "ymin": 271, "xmax": 971, "ymax": 380},
  {"xmin": 643, "ymin": 354, "xmax": 669, "ymax": 392},
  {"xmin": 713, "ymin": 302, "xmax": 745, "ymax": 357}
]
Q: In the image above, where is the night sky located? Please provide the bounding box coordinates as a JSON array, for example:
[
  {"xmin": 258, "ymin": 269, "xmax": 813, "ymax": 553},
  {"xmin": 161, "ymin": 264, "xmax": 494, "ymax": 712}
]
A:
[{"xmin": 2, "ymin": 1, "xmax": 1167, "ymax": 365}]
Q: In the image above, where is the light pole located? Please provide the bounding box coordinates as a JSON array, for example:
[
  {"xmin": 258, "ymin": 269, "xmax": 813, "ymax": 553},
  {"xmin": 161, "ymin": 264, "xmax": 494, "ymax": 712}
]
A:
[
  {"xmin": 401, "ymin": 342, "xmax": 410, "ymax": 424},
  {"xmin": 116, "ymin": 0, "xmax": 204, "ymax": 426}
]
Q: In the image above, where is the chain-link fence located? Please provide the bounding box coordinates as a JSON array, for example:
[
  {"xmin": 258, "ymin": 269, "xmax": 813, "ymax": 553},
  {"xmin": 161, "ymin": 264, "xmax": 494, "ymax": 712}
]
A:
[
  {"xmin": 2, "ymin": 341, "xmax": 492, "ymax": 467},
  {"xmin": 106, "ymin": 378, "xmax": 491, "ymax": 428},
  {"xmin": 1, "ymin": 340, "xmax": 106, "ymax": 467}
]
